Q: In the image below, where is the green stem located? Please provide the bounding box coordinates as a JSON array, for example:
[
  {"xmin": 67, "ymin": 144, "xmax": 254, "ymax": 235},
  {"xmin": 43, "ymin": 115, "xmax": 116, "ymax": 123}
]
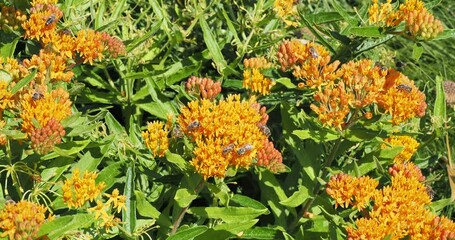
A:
[{"xmin": 170, "ymin": 179, "xmax": 205, "ymax": 235}]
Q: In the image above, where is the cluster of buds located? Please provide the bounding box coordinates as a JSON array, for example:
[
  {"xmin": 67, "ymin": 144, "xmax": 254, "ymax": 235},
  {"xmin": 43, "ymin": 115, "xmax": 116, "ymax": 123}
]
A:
[
  {"xmin": 30, "ymin": 117, "xmax": 65, "ymax": 155},
  {"xmin": 256, "ymin": 139, "xmax": 285, "ymax": 173},
  {"xmin": 185, "ymin": 76, "xmax": 221, "ymax": 100},
  {"xmin": 243, "ymin": 57, "xmax": 276, "ymax": 95},
  {"xmin": 405, "ymin": 8, "xmax": 444, "ymax": 40},
  {"xmin": 0, "ymin": 4, "xmax": 27, "ymax": 31},
  {"xmin": 388, "ymin": 162, "xmax": 426, "ymax": 182},
  {"xmin": 100, "ymin": 32, "xmax": 127, "ymax": 58}
]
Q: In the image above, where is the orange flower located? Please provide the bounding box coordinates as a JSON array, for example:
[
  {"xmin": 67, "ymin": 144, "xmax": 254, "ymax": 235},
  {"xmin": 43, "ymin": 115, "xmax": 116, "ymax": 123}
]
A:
[
  {"xmin": 0, "ymin": 4, "xmax": 27, "ymax": 31},
  {"xmin": 20, "ymin": 87, "xmax": 72, "ymax": 136},
  {"xmin": 62, "ymin": 169, "xmax": 106, "ymax": 209},
  {"xmin": 242, "ymin": 57, "xmax": 275, "ymax": 95},
  {"xmin": 273, "ymin": 0, "xmax": 298, "ymax": 26},
  {"xmin": 377, "ymin": 70, "xmax": 427, "ymax": 125},
  {"xmin": 0, "ymin": 120, "xmax": 6, "ymax": 145},
  {"xmin": 185, "ymin": 76, "xmax": 222, "ymax": 100},
  {"xmin": 142, "ymin": 120, "xmax": 170, "ymax": 157},
  {"xmin": 0, "ymin": 200, "xmax": 49, "ymax": 239},
  {"xmin": 75, "ymin": 29, "xmax": 105, "ymax": 65},
  {"xmin": 23, "ymin": 49, "xmax": 74, "ymax": 83},
  {"xmin": 22, "ymin": 4, "xmax": 63, "ymax": 42},
  {"xmin": 405, "ymin": 8, "xmax": 444, "ymax": 40},
  {"xmin": 382, "ymin": 136, "xmax": 419, "ymax": 163},
  {"xmin": 178, "ymin": 95, "xmax": 269, "ymax": 179},
  {"xmin": 326, "ymin": 174, "xmax": 378, "ymax": 210},
  {"xmin": 368, "ymin": 0, "xmax": 402, "ymax": 27}
]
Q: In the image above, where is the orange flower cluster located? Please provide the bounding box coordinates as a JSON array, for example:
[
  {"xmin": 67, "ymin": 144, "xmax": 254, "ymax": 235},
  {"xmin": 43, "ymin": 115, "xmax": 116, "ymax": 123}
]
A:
[
  {"xmin": 256, "ymin": 138, "xmax": 285, "ymax": 173},
  {"xmin": 62, "ymin": 169, "xmax": 106, "ymax": 209},
  {"xmin": 328, "ymin": 163, "xmax": 455, "ymax": 240},
  {"xmin": 273, "ymin": 0, "xmax": 298, "ymax": 26},
  {"xmin": 243, "ymin": 57, "xmax": 275, "ymax": 95},
  {"xmin": 23, "ymin": 49, "xmax": 74, "ymax": 83},
  {"xmin": 326, "ymin": 174, "xmax": 378, "ymax": 210},
  {"xmin": 177, "ymin": 95, "xmax": 278, "ymax": 179},
  {"xmin": 88, "ymin": 188, "xmax": 126, "ymax": 231},
  {"xmin": 142, "ymin": 120, "xmax": 170, "ymax": 157},
  {"xmin": 388, "ymin": 161, "xmax": 425, "ymax": 182},
  {"xmin": 0, "ymin": 120, "xmax": 6, "ymax": 145},
  {"xmin": 19, "ymin": 87, "xmax": 72, "ymax": 137},
  {"xmin": 277, "ymin": 40, "xmax": 340, "ymax": 89},
  {"xmin": 0, "ymin": 200, "xmax": 49, "ymax": 240},
  {"xmin": 377, "ymin": 69, "xmax": 427, "ymax": 125},
  {"xmin": 382, "ymin": 135, "xmax": 420, "ymax": 163},
  {"xmin": 30, "ymin": 117, "xmax": 65, "ymax": 154},
  {"xmin": 0, "ymin": 4, "xmax": 27, "ymax": 31},
  {"xmin": 185, "ymin": 76, "xmax": 222, "ymax": 100},
  {"xmin": 369, "ymin": 0, "xmax": 444, "ymax": 40}
]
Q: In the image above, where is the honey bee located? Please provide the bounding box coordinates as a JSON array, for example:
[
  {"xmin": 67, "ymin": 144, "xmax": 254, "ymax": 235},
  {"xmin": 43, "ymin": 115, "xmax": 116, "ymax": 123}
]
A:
[
  {"xmin": 45, "ymin": 14, "xmax": 56, "ymax": 26},
  {"xmin": 396, "ymin": 84, "xmax": 412, "ymax": 93},
  {"xmin": 425, "ymin": 185, "xmax": 435, "ymax": 200},
  {"xmin": 171, "ymin": 124, "xmax": 184, "ymax": 138},
  {"xmin": 5, "ymin": 199, "xmax": 15, "ymax": 205},
  {"xmin": 32, "ymin": 91, "xmax": 44, "ymax": 101},
  {"xmin": 259, "ymin": 125, "xmax": 271, "ymax": 137},
  {"xmin": 222, "ymin": 143, "xmax": 235, "ymax": 156},
  {"xmin": 236, "ymin": 144, "xmax": 253, "ymax": 156},
  {"xmin": 309, "ymin": 46, "xmax": 319, "ymax": 59},
  {"xmin": 186, "ymin": 120, "xmax": 200, "ymax": 131},
  {"xmin": 374, "ymin": 62, "xmax": 388, "ymax": 72},
  {"xmin": 60, "ymin": 29, "xmax": 73, "ymax": 35}
]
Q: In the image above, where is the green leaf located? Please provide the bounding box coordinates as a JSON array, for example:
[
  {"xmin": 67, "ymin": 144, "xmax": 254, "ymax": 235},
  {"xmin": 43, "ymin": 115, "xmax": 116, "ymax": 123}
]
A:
[
  {"xmin": 0, "ymin": 35, "xmax": 19, "ymax": 58},
  {"xmin": 280, "ymin": 185, "xmax": 310, "ymax": 208},
  {"xmin": 241, "ymin": 227, "xmax": 284, "ymax": 240},
  {"xmin": 434, "ymin": 29, "xmax": 455, "ymax": 40},
  {"xmin": 293, "ymin": 129, "xmax": 339, "ymax": 143},
  {"xmin": 306, "ymin": 12, "xmax": 343, "ymax": 24},
  {"xmin": 97, "ymin": 161, "xmax": 125, "ymax": 189},
  {"xmin": 429, "ymin": 198, "xmax": 454, "ymax": 212},
  {"xmin": 412, "ymin": 43, "xmax": 424, "ymax": 60},
  {"xmin": 175, "ymin": 188, "xmax": 198, "ymax": 208},
  {"xmin": 188, "ymin": 207, "xmax": 269, "ymax": 223},
  {"xmin": 275, "ymin": 78, "xmax": 296, "ymax": 89},
  {"xmin": 329, "ymin": 1, "xmax": 357, "ymax": 26},
  {"xmin": 168, "ymin": 226, "xmax": 208, "ymax": 240},
  {"xmin": 137, "ymin": 102, "xmax": 176, "ymax": 120},
  {"xmin": 10, "ymin": 69, "xmax": 37, "ymax": 94},
  {"xmin": 348, "ymin": 27, "xmax": 384, "ymax": 37},
  {"xmin": 378, "ymin": 145, "xmax": 403, "ymax": 159},
  {"xmin": 198, "ymin": 15, "xmax": 227, "ymax": 74},
  {"xmin": 123, "ymin": 163, "xmax": 136, "ymax": 234},
  {"xmin": 165, "ymin": 151, "xmax": 190, "ymax": 172},
  {"xmin": 231, "ymin": 194, "xmax": 267, "ymax": 210},
  {"xmin": 434, "ymin": 76, "xmax": 446, "ymax": 136},
  {"xmin": 38, "ymin": 214, "xmax": 95, "ymax": 239},
  {"xmin": 53, "ymin": 140, "xmax": 91, "ymax": 156},
  {"xmin": 105, "ymin": 112, "xmax": 125, "ymax": 134}
]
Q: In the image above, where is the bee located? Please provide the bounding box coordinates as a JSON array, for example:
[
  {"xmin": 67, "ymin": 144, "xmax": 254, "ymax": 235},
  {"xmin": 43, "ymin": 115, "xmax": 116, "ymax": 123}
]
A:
[
  {"xmin": 32, "ymin": 91, "xmax": 44, "ymax": 101},
  {"xmin": 259, "ymin": 125, "xmax": 271, "ymax": 137},
  {"xmin": 5, "ymin": 198, "xmax": 15, "ymax": 205},
  {"xmin": 45, "ymin": 14, "xmax": 56, "ymax": 26},
  {"xmin": 236, "ymin": 144, "xmax": 253, "ymax": 156},
  {"xmin": 171, "ymin": 124, "xmax": 184, "ymax": 138},
  {"xmin": 396, "ymin": 84, "xmax": 412, "ymax": 93},
  {"xmin": 59, "ymin": 29, "xmax": 73, "ymax": 35},
  {"xmin": 374, "ymin": 62, "xmax": 388, "ymax": 72},
  {"xmin": 308, "ymin": 46, "xmax": 319, "ymax": 59},
  {"xmin": 186, "ymin": 120, "xmax": 200, "ymax": 131},
  {"xmin": 222, "ymin": 144, "xmax": 235, "ymax": 156},
  {"xmin": 425, "ymin": 185, "xmax": 435, "ymax": 200}
]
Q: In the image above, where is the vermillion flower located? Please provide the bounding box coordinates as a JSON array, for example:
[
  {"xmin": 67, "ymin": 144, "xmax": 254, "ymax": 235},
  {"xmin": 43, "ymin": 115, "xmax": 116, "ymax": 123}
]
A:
[
  {"xmin": 100, "ymin": 32, "xmax": 126, "ymax": 58},
  {"xmin": 337, "ymin": 59, "xmax": 387, "ymax": 108},
  {"xmin": 0, "ymin": 200, "xmax": 49, "ymax": 240},
  {"xmin": 142, "ymin": 120, "xmax": 170, "ymax": 157},
  {"xmin": 62, "ymin": 168, "xmax": 106, "ymax": 209},
  {"xmin": 405, "ymin": 8, "xmax": 444, "ymax": 40},
  {"xmin": 20, "ymin": 87, "xmax": 72, "ymax": 136},
  {"xmin": 273, "ymin": 0, "xmax": 298, "ymax": 26},
  {"xmin": 75, "ymin": 29, "xmax": 104, "ymax": 65},
  {"xmin": 382, "ymin": 136, "xmax": 419, "ymax": 163},
  {"xmin": 256, "ymin": 139, "xmax": 285, "ymax": 173},
  {"xmin": 178, "ymin": 95, "xmax": 269, "ymax": 179},
  {"xmin": 23, "ymin": 49, "xmax": 74, "ymax": 83},
  {"xmin": 0, "ymin": 4, "xmax": 27, "ymax": 31},
  {"xmin": 377, "ymin": 69, "xmax": 427, "ymax": 125},
  {"xmin": 185, "ymin": 76, "xmax": 222, "ymax": 100},
  {"xmin": 22, "ymin": 4, "xmax": 63, "ymax": 42},
  {"xmin": 368, "ymin": 0, "xmax": 402, "ymax": 27},
  {"xmin": 30, "ymin": 117, "xmax": 65, "ymax": 154},
  {"xmin": 326, "ymin": 174, "xmax": 378, "ymax": 210},
  {"xmin": 310, "ymin": 81, "xmax": 353, "ymax": 130},
  {"xmin": 0, "ymin": 120, "xmax": 6, "ymax": 145}
]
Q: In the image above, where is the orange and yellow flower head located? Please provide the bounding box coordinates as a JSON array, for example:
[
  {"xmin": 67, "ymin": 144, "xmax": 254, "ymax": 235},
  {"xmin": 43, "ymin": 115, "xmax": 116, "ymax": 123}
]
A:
[
  {"xmin": 23, "ymin": 49, "xmax": 75, "ymax": 83},
  {"xmin": 142, "ymin": 120, "xmax": 170, "ymax": 158},
  {"xmin": 273, "ymin": 0, "xmax": 298, "ymax": 26},
  {"xmin": 22, "ymin": 3, "xmax": 63, "ymax": 42},
  {"xmin": 75, "ymin": 29, "xmax": 105, "ymax": 65},
  {"xmin": 178, "ymin": 95, "xmax": 272, "ymax": 179},
  {"xmin": 62, "ymin": 168, "xmax": 106, "ymax": 209},
  {"xmin": 243, "ymin": 57, "xmax": 275, "ymax": 95},
  {"xmin": 0, "ymin": 200, "xmax": 49, "ymax": 240},
  {"xmin": 382, "ymin": 135, "xmax": 420, "ymax": 164}
]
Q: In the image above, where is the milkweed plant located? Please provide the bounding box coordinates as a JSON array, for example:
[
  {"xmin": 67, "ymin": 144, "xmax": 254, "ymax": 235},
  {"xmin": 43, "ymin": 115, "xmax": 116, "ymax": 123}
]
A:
[{"xmin": 0, "ymin": 0, "xmax": 454, "ymax": 239}]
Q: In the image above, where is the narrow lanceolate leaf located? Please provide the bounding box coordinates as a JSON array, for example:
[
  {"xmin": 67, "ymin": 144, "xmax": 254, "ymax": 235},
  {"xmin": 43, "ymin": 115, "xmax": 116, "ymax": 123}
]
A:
[
  {"xmin": 434, "ymin": 76, "xmax": 446, "ymax": 137},
  {"xmin": 434, "ymin": 29, "xmax": 455, "ymax": 40},
  {"xmin": 198, "ymin": 15, "xmax": 227, "ymax": 74},
  {"xmin": 38, "ymin": 214, "xmax": 95, "ymax": 239},
  {"xmin": 348, "ymin": 27, "xmax": 384, "ymax": 37},
  {"xmin": 123, "ymin": 162, "xmax": 136, "ymax": 234},
  {"xmin": 10, "ymin": 68, "xmax": 37, "ymax": 94},
  {"xmin": 168, "ymin": 226, "xmax": 208, "ymax": 240},
  {"xmin": 188, "ymin": 207, "xmax": 269, "ymax": 223}
]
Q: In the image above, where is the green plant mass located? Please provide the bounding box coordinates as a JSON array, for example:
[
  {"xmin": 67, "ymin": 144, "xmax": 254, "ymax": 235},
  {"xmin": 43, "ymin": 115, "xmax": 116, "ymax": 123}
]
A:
[{"xmin": 0, "ymin": 0, "xmax": 455, "ymax": 239}]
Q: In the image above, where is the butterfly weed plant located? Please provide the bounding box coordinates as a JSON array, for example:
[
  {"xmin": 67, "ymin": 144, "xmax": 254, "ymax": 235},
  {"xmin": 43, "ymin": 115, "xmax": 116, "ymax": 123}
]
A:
[{"xmin": 0, "ymin": 0, "xmax": 454, "ymax": 239}]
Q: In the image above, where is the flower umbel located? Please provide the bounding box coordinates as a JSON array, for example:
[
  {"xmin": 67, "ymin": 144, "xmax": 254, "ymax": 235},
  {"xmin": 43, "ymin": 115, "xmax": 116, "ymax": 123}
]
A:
[
  {"xmin": 142, "ymin": 120, "xmax": 170, "ymax": 157},
  {"xmin": 243, "ymin": 57, "xmax": 275, "ymax": 95},
  {"xmin": 382, "ymin": 135, "xmax": 419, "ymax": 164},
  {"xmin": 62, "ymin": 169, "xmax": 106, "ymax": 209}
]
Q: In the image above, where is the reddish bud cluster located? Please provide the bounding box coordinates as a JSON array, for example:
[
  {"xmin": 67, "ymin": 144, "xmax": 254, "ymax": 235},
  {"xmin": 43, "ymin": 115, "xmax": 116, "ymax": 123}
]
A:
[
  {"xmin": 30, "ymin": 117, "xmax": 65, "ymax": 154},
  {"xmin": 185, "ymin": 76, "xmax": 222, "ymax": 100},
  {"xmin": 388, "ymin": 163, "xmax": 425, "ymax": 182},
  {"xmin": 277, "ymin": 40, "xmax": 299, "ymax": 72},
  {"xmin": 100, "ymin": 32, "xmax": 126, "ymax": 58},
  {"xmin": 256, "ymin": 139, "xmax": 285, "ymax": 173}
]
